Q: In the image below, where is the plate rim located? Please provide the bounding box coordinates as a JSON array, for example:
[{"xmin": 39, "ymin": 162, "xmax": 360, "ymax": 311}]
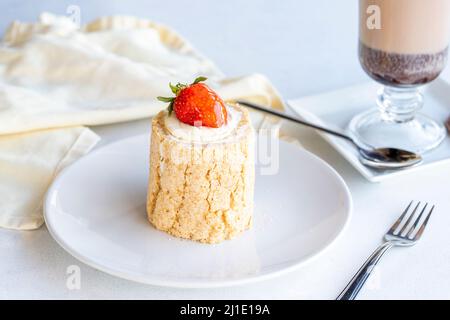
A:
[{"xmin": 44, "ymin": 133, "xmax": 352, "ymax": 288}]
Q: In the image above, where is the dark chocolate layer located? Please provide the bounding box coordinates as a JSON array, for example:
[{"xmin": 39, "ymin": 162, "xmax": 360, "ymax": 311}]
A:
[{"xmin": 359, "ymin": 42, "xmax": 448, "ymax": 86}]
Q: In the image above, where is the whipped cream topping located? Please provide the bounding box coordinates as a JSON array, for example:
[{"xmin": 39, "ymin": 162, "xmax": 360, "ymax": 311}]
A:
[{"xmin": 165, "ymin": 105, "xmax": 242, "ymax": 143}]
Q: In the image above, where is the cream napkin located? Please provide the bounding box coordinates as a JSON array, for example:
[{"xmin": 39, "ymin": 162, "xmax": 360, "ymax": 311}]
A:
[
  {"xmin": 0, "ymin": 13, "xmax": 284, "ymax": 230},
  {"xmin": 0, "ymin": 127, "xmax": 99, "ymax": 229}
]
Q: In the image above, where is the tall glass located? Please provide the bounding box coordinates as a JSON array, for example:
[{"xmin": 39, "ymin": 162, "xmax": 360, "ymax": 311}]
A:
[{"xmin": 349, "ymin": 0, "xmax": 450, "ymax": 154}]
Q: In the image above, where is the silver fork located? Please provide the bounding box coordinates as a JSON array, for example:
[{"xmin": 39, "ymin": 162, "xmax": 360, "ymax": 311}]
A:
[{"xmin": 337, "ymin": 201, "xmax": 434, "ymax": 300}]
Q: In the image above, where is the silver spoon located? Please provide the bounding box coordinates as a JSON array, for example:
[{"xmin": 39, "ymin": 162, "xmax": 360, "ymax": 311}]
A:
[{"xmin": 237, "ymin": 100, "xmax": 422, "ymax": 170}]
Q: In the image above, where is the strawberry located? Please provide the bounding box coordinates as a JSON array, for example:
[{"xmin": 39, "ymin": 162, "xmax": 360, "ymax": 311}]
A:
[{"xmin": 157, "ymin": 77, "xmax": 227, "ymax": 128}]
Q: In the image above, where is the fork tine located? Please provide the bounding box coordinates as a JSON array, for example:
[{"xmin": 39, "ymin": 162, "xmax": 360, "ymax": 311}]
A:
[
  {"xmin": 407, "ymin": 203, "xmax": 428, "ymax": 238},
  {"xmin": 389, "ymin": 200, "xmax": 413, "ymax": 234},
  {"xmin": 399, "ymin": 202, "xmax": 421, "ymax": 235},
  {"xmin": 413, "ymin": 205, "xmax": 434, "ymax": 240}
]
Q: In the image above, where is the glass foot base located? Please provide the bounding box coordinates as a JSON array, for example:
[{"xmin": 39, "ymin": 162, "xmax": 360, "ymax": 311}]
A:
[{"xmin": 348, "ymin": 109, "xmax": 445, "ymax": 154}]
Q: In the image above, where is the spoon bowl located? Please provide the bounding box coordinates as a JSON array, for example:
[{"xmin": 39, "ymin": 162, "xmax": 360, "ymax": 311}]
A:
[{"xmin": 359, "ymin": 148, "xmax": 423, "ymax": 169}]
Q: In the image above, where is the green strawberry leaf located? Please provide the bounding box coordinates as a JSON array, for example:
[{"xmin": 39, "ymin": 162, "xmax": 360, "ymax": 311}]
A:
[
  {"xmin": 169, "ymin": 83, "xmax": 179, "ymax": 94},
  {"xmin": 157, "ymin": 96, "xmax": 174, "ymax": 102},
  {"xmin": 168, "ymin": 100, "xmax": 174, "ymax": 115},
  {"xmin": 192, "ymin": 76, "xmax": 207, "ymax": 84}
]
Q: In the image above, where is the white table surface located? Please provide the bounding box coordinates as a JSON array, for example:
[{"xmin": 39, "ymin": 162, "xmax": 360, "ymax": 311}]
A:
[{"xmin": 2, "ymin": 0, "xmax": 450, "ymax": 300}]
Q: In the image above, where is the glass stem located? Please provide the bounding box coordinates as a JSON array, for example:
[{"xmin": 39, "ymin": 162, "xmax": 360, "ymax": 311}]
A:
[{"xmin": 377, "ymin": 86, "xmax": 424, "ymax": 123}]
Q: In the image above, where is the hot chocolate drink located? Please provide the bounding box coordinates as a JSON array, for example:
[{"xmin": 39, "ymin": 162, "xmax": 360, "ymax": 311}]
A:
[
  {"xmin": 349, "ymin": 0, "xmax": 450, "ymax": 155},
  {"xmin": 359, "ymin": 0, "xmax": 450, "ymax": 86}
]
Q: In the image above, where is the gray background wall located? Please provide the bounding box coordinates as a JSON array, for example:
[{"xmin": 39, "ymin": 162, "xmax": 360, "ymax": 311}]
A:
[{"xmin": 0, "ymin": 0, "xmax": 364, "ymax": 99}]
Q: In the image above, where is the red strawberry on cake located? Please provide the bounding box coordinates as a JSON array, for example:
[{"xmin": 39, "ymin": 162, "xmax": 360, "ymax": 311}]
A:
[{"xmin": 158, "ymin": 77, "xmax": 227, "ymax": 128}]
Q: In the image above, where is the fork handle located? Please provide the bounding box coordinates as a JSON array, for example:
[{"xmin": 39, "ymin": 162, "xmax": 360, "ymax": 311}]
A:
[{"xmin": 337, "ymin": 242, "xmax": 394, "ymax": 300}]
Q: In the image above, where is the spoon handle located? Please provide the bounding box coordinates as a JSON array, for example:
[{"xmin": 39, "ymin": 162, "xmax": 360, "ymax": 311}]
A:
[{"xmin": 236, "ymin": 100, "xmax": 355, "ymax": 144}]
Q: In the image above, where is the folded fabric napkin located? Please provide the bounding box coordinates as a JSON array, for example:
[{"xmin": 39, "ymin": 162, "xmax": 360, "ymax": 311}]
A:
[{"xmin": 0, "ymin": 13, "xmax": 285, "ymax": 230}]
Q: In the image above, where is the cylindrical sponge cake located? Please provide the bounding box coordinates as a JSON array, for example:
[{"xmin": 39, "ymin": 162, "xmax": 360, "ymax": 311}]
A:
[{"xmin": 146, "ymin": 105, "xmax": 255, "ymax": 244}]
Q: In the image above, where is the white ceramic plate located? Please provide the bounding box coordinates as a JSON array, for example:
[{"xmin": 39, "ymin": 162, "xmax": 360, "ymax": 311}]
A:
[
  {"xmin": 44, "ymin": 134, "xmax": 351, "ymax": 288},
  {"xmin": 288, "ymin": 79, "xmax": 450, "ymax": 182}
]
